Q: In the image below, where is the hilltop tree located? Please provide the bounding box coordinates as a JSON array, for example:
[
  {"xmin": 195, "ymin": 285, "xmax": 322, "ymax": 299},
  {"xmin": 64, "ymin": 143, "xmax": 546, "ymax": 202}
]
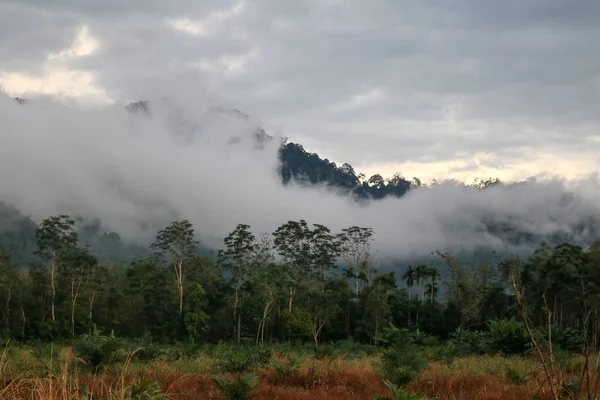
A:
[
  {"xmin": 151, "ymin": 219, "xmax": 197, "ymax": 316},
  {"xmin": 368, "ymin": 174, "xmax": 385, "ymax": 189}
]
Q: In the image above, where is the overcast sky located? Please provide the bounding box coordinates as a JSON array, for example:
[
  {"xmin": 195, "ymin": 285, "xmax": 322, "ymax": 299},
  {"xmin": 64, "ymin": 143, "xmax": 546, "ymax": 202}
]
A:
[{"xmin": 1, "ymin": 0, "xmax": 599, "ymax": 183}]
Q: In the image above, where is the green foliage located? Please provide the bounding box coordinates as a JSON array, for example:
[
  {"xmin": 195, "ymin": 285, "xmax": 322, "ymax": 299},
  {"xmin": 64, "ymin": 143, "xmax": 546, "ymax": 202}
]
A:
[
  {"xmin": 132, "ymin": 340, "xmax": 162, "ymax": 362},
  {"xmin": 281, "ymin": 308, "xmax": 312, "ymax": 339},
  {"xmin": 151, "ymin": 219, "xmax": 197, "ymax": 260},
  {"xmin": 448, "ymin": 328, "xmax": 489, "ymax": 356},
  {"xmin": 548, "ymin": 326, "xmax": 585, "ymax": 352},
  {"xmin": 486, "ymin": 318, "xmax": 529, "ymax": 355},
  {"xmin": 214, "ymin": 346, "xmax": 272, "ymax": 374},
  {"xmin": 560, "ymin": 377, "xmax": 581, "ymax": 399},
  {"xmin": 184, "ymin": 284, "xmax": 209, "ymax": 342},
  {"xmin": 270, "ymin": 356, "xmax": 301, "ymax": 379},
  {"xmin": 379, "ymin": 324, "xmax": 429, "ymax": 387},
  {"xmin": 278, "ymin": 142, "xmax": 413, "ymax": 199},
  {"xmin": 211, "ymin": 373, "xmax": 257, "ymax": 400},
  {"xmin": 127, "ymin": 379, "xmax": 166, "ymax": 400},
  {"xmin": 34, "ymin": 215, "xmax": 78, "ymax": 260},
  {"xmin": 74, "ymin": 328, "xmax": 122, "ymax": 370},
  {"xmin": 312, "ymin": 343, "xmax": 338, "ymax": 360},
  {"xmin": 373, "ymin": 380, "xmax": 429, "ymax": 400},
  {"xmin": 504, "ymin": 366, "xmax": 528, "ymax": 385}
]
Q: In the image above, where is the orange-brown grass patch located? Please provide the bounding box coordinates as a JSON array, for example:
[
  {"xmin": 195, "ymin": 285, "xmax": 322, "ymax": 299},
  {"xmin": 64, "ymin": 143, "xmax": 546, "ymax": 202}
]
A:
[
  {"xmin": 1, "ymin": 359, "xmax": 390, "ymax": 400},
  {"xmin": 2, "ymin": 373, "xmax": 390, "ymax": 400},
  {"xmin": 407, "ymin": 359, "xmax": 562, "ymax": 400},
  {"xmin": 409, "ymin": 370, "xmax": 552, "ymax": 400}
]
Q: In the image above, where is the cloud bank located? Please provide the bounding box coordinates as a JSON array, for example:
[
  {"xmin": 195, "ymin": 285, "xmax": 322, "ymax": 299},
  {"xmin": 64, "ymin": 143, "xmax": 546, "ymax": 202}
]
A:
[
  {"xmin": 2, "ymin": 82, "xmax": 600, "ymax": 264},
  {"xmin": 1, "ymin": 1, "xmax": 600, "ymax": 183}
]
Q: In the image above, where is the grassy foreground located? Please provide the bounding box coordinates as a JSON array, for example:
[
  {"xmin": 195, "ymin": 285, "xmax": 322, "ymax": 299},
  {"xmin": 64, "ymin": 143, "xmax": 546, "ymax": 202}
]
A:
[{"xmin": 0, "ymin": 342, "xmax": 593, "ymax": 400}]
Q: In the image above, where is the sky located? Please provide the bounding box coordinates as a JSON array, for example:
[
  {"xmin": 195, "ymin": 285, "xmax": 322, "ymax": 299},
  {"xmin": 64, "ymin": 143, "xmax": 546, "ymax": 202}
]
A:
[
  {"xmin": 2, "ymin": 0, "xmax": 600, "ymax": 263},
  {"xmin": 1, "ymin": 0, "xmax": 599, "ymax": 183}
]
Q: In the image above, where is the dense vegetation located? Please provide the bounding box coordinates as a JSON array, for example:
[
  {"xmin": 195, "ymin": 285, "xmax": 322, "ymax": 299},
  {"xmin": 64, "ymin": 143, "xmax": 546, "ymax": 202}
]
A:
[
  {"xmin": 278, "ymin": 141, "xmax": 417, "ymax": 199},
  {"xmin": 2, "ymin": 213, "xmax": 600, "ymax": 399}
]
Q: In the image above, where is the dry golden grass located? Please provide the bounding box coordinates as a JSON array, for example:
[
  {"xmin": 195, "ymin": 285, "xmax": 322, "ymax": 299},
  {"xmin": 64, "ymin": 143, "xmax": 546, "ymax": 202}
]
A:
[
  {"xmin": 0, "ymin": 348, "xmax": 389, "ymax": 400},
  {"xmin": 407, "ymin": 354, "xmax": 597, "ymax": 400},
  {"xmin": 6, "ymin": 345, "xmax": 598, "ymax": 400}
]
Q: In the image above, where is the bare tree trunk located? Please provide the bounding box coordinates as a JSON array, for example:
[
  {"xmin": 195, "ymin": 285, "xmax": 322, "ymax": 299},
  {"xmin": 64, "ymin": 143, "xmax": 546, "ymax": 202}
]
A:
[
  {"xmin": 288, "ymin": 287, "xmax": 296, "ymax": 312},
  {"xmin": 237, "ymin": 313, "xmax": 241, "ymax": 343},
  {"xmin": 255, "ymin": 321, "xmax": 262, "ymax": 344},
  {"xmin": 21, "ymin": 304, "xmax": 26, "ymax": 342},
  {"xmin": 233, "ymin": 285, "xmax": 240, "ymax": 341},
  {"xmin": 71, "ymin": 277, "xmax": 81, "ymax": 341},
  {"xmin": 512, "ymin": 275, "xmax": 560, "ymax": 400},
  {"xmin": 51, "ymin": 251, "xmax": 56, "ymax": 322},
  {"xmin": 175, "ymin": 257, "xmax": 184, "ymax": 316},
  {"xmin": 312, "ymin": 319, "xmax": 325, "ymax": 346},
  {"xmin": 260, "ymin": 299, "xmax": 272, "ymax": 343},
  {"xmin": 407, "ymin": 287, "xmax": 411, "ymax": 328},
  {"xmin": 431, "ymin": 280, "xmax": 435, "ymax": 304},
  {"xmin": 88, "ymin": 291, "xmax": 95, "ymax": 335},
  {"xmin": 5, "ymin": 284, "xmax": 11, "ymax": 333}
]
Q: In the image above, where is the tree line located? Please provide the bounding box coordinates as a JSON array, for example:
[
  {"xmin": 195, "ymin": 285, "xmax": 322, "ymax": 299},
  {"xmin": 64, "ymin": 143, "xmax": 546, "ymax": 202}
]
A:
[{"xmin": 1, "ymin": 213, "xmax": 600, "ymax": 348}]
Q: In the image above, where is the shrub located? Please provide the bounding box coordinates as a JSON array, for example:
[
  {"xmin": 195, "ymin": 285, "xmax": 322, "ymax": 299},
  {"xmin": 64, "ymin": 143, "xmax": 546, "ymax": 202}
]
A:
[
  {"xmin": 215, "ymin": 346, "xmax": 272, "ymax": 374},
  {"xmin": 505, "ymin": 366, "xmax": 528, "ymax": 385},
  {"xmin": 449, "ymin": 328, "xmax": 488, "ymax": 356},
  {"xmin": 374, "ymin": 380, "xmax": 429, "ymax": 400},
  {"xmin": 211, "ymin": 373, "xmax": 257, "ymax": 400},
  {"xmin": 549, "ymin": 326, "xmax": 585, "ymax": 352},
  {"xmin": 270, "ymin": 356, "xmax": 301, "ymax": 380},
  {"xmin": 313, "ymin": 344, "xmax": 338, "ymax": 360},
  {"xmin": 379, "ymin": 324, "xmax": 429, "ymax": 387},
  {"xmin": 281, "ymin": 309, "xmax": 312, "ymax": 340},
  {"xmin": 128, "ymin": 379, "xmax": 166, "ymax": 400},
  {"xmin": 131, "ymin": 341, "xmax": 162, "ymax": 362},
  {"xmin": 486, "ymin": 318, "xmax": 529, "ymax": 355},
  {"xmin": 560, "ymin": 377, "xmax": 581, "ymax": 399},
  {"xmin": 73, "ymin": 328, "xmax": 122, "ymax": 371}
]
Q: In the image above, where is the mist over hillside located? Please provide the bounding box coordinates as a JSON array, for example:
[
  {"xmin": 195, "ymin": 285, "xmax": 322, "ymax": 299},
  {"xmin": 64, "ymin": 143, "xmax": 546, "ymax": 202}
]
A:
[{"xmin": 1, "ymin": 89, "xmax": 600, "ymax": 268}]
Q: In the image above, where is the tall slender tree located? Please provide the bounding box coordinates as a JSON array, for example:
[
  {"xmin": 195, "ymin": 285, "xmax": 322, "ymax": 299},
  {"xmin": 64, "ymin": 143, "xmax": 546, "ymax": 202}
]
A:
[
  {"xmin": 273, "ymin": 220, "xmax": 312, "ymax": 312},
  {"xmin": 151, "ymin": 219, "xmax": 197, "ymax": 316},
  {"xmin": 339, "ymin": 226, "xmax": 373, "ymax": 295},
  {"xmin": 218, "ymin": 224, "xmax": 256, "ymax": 342},
  {"xmin": 401, "ymin": 266, "xmax": 416, "ymax": 327},
  {"xmin": 35, "ymin": 215, "xmax": 78, "ymax": 329}
]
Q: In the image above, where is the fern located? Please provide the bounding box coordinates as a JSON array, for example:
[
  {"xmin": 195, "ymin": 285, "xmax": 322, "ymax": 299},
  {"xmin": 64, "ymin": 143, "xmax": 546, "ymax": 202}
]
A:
[{"xmin": 211, "ymin": 373, "xmax": 257, "ymax": 400}]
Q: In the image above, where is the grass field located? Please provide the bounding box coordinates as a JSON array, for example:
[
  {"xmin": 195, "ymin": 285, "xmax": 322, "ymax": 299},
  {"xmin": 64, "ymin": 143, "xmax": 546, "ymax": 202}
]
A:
[{"xmin": 1, "ymin": 341, "xmax": 595, "ymax": 400}]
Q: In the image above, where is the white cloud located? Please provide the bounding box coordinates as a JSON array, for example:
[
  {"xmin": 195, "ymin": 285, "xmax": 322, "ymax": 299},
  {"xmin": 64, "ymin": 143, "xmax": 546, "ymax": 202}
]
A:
[
  {"xmin": 166, "ymin": 1, "xmax": 246, "ymax": 38},
  {"xmin": 2, "ymin": 90, "xmax": 600, "ymax": 262},
  {"xmin": 0, "ymin": 69, "xmax": 110, "ymax": 104},
  {"xmin": 48, "ymin": 25, "xmax": 99, "ymax": 61},
  {"xmin": 328, "ymin": 87, "xmax": 387, "ymax": 112},
  {"xmin": 194, "ymin": 47, "xmax": 260, "ymax": 76},
  {"xmin": 0, "ymin": 24, "xmax": 109, "ymax": 105}
]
